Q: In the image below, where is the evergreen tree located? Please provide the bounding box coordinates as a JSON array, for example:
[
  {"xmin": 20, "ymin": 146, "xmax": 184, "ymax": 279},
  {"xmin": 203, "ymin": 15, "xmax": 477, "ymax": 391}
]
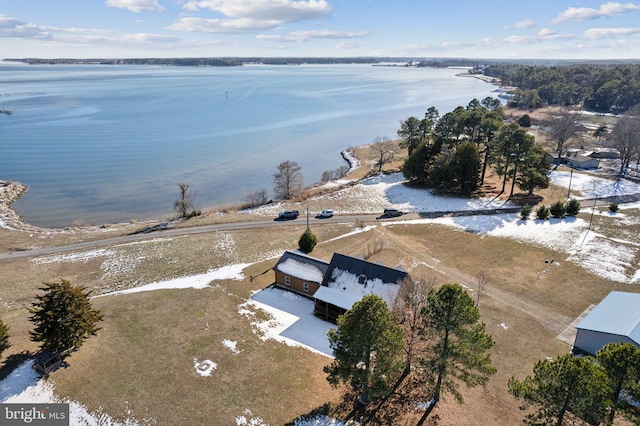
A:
[
  {"xmin": 596, "ymin": 342, "xmax": 640, "ymax": 424},
  {"xmin": 517, "ymin": 143, "xmax": 550, "ymax": 195},
  {"xmin": 452, "ymin": 141, "xmax": 481, "ymax": 195},
  {"xmin": 565, "ymin": 198, "xmax": 581, "ymax": 216},
  {"xmin": 324, "ymin": 294, "xmax": 404, "ymax": 403},
  {"xmin": 298, "ymin": 228, "xmax": 317, "ymax": 253},
  {"xmin": 536, "ymin": 205, "xmax": 550, "ymax": 220},
  {"xmin": 0, "ymin": 316, "xmax": 10, "ymax": 358},
  {"xmin": 29, "ymin": 279, "xmax": 103, "ymax": 354},
  {"xmin": 520, "ymin": 204, "xmax": 532, "ymax": 220},
  {"xmin": 402, "ymin": 142, "xmax": 431, "ymax": 184},
  {"xmin": 550, "ymin": 201, "xmax": 566, "ymax": 218},
  {"xmin": 418, "ymin": 284, "xmax": 496, "ymax": 408},
  {"xmin": 508, "ymin": 353, "xmax": 611, "ymax": 426}
]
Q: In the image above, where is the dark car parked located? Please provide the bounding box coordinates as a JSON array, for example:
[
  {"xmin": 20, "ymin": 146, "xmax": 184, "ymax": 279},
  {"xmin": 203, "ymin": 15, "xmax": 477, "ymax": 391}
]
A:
[
  {"xmin": 277, "ymin": 210, "xmax": 299, "ymax": 220},
  {"xmin": 383, "ymin": 209, "xmax": 403, "ymax": 217}
]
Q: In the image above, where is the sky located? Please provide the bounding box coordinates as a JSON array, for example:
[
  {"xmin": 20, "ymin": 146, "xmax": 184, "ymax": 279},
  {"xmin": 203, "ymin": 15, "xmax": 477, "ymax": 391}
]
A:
[{"xmin": 1, "ymin": 1, "xmax": 640, "ymax": 60}]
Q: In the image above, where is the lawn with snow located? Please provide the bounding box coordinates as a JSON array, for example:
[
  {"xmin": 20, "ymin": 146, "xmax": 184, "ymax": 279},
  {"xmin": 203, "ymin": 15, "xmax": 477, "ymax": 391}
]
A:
[{"xmin": 3, "ymin": 168, "xmax": 640, "ymax": 425}]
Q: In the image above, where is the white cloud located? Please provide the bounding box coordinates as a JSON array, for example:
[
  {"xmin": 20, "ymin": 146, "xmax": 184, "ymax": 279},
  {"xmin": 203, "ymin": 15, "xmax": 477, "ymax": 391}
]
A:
[
  {"xmin": 539, "ymin": 28, "xmax": 556, "ymax": 37},
  {"xmin": 0, "ymin": 15, "xmax": 49, "ymax": 38},
  {"xmin": 106, "ymin": 0, "xmax": 164, "ymax": 12},
  {"xmin": 257, "ymin": 29, "xmax": 368, "ymax": 43},
  {"xmin": 512, "ymin": 19, "xmax": 536, "ymax": 29},
  {"xmin": 172, "ymin": 0, "xmax": 332, "ymax": 34},
  {"xmin": 583, "ymin": 26, "xmax": 640, "ymax": 38},
  {"xmin": 181, "ymin": 0, "xmax": 332, "ymax": 23},
  {"xmin": 552, "ymin": 2, "xmax": 640, "ymax": 24},
  {"xmin": 169, "ymin": 17, "xmax": 279, "ymax": 33}
]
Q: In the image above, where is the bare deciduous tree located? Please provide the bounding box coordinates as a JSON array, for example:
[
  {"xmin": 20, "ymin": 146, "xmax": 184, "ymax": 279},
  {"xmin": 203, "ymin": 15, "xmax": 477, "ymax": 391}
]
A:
[
  {"xmin": 273, "ymin": 160, "xmax": 303, "ymax": 200},
  {"xmin": 371, "ymin": 136, "xmax": 396, "ymax": 172},
  {"xmin": 610, "ymin": 105, "xmax": 640, "ymax": 177},
  {"xmin": 246, "ymin": 189, "xmax": 268, "ymax": 208},
  {"xmin": 392, "ymin": 276, "xmax": 435, "ymax": 373},
  {"xmin": 544, "ymin": 110, "xmax": 582, "ymax": 155},
  {"xmin": 174, "ymin": 182, "xmax": 195, "ymax": 218}
]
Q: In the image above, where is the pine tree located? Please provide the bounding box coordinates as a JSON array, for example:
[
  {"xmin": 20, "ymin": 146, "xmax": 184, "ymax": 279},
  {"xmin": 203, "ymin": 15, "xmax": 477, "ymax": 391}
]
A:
[
  {"xmin": 324, "ymin": 294, "xmax": 404, "ymax": 404},
  {"xmin": 418, "ymin": 284, "xmax": 496, "ymax": 410},
  {"xmin": 298, "ymin": 228, "xmax": 317, "ymax": 253},
  {"xmin": 29, "ymin": 279, "xmax": 103, "ymax": 354},
  {"xmin": 0, "ymin": 316, "xmax": 10, "ymax": 358},
  {"xmin": 596, "ymin": 342, "xmax": 640, "ymax": 424},
  {"xmin": 508, "ymin": 353, "xmax": 611, "ymax": 425}
]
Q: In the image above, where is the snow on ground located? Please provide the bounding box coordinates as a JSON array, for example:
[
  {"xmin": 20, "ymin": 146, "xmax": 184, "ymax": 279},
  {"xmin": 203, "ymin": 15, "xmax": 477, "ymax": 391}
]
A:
[
  {"xmin": 5, "ymin": 169, "xmax": 640, "ymax": 425},
  {"xmin": 239, "ymin": 287, "xmax": 335, "ymax": 357},
  {"xmin": 0, "ymin": 360, "xmax": 148, "ymax": 425},
  {"xmin": 95, "ymin": 263, "xmax": 250, "ymax": 297},
  {"xmin": 193, "ymin": 358, "xmax": 217, "ymax": 377},
  {"xmin": 551, "ymin": 169, "xmax": 640, "ymax": 199},
  {"xmin": 222, "ymin": 339, "xmax": 241, "ymax": 355}
]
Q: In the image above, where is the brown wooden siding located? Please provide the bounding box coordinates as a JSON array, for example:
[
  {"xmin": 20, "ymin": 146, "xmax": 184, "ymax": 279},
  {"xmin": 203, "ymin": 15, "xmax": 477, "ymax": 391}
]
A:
[{"xmin": 274, "ymin": 270, "xmax": 320, "ymax": 297}]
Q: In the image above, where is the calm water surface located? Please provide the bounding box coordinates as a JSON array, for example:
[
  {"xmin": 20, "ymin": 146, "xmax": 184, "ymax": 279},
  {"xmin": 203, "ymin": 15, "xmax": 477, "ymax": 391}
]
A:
[{"xmin": 0, "ymin": 63, "xmax": 498, "ymax": 228}]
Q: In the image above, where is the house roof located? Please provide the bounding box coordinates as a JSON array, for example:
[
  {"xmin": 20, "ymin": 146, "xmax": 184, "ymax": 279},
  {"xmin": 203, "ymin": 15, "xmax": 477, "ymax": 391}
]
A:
[
  {"xmin": 314, "ymin": 253, "xmax": 407, "ymax": 309},
  {"xmin": 273, "ymin": 250, "xmax": 329, "ymax": 283},
  {"xmin": 576, "ymin": 291, "xmax": 640, "ymax": 345}
]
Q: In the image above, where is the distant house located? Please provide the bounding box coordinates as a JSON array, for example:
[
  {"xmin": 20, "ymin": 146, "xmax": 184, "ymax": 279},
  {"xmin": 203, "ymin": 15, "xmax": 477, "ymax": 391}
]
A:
[
  {"xmin": 273, "ymin": 250, "xmax": 329, "ymax": 297},
  {"xmin": 313, "ymin": 253, "xmax": 407, "ymax": 323},
  {"xmin": 565, "ymin": 150, "xmax": 600, "ymax": 169},
  {"xmin": 573, "ymin": 291, "xmax": 640, "ymax": 355},
  {"xmin": 272, "ymin": 251, "xmax": 408, "ymax": 323}
]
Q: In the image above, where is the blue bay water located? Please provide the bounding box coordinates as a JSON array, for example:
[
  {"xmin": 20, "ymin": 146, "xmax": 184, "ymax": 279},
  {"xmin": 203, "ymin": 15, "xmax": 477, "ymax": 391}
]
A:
[{"xmin": 0, "ymin": 63, "xmax": 498, "ymax": 228}]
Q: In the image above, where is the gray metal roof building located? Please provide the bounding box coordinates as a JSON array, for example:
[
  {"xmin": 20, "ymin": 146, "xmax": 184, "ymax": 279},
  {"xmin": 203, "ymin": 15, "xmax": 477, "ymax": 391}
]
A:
[{"xmin": 573, "ymin": 291, "xmax": 640, "ymax": 355}]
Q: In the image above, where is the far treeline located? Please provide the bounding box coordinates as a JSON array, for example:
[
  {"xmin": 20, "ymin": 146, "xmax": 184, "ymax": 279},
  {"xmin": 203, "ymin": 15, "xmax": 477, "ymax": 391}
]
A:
[{"xmin": 483, "ymin": 63, "xmax": 640, "ymax": 113}]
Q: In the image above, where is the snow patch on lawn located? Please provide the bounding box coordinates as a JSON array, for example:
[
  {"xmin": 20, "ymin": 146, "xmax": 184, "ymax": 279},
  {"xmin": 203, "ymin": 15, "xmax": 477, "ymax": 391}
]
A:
[
  {"xmin": 193, "ymin": 358, "xmax": 217, "ymax": 377},
  {"xmin": 96, "ymin": 263, "xmax": 250, "ymax": 297}
]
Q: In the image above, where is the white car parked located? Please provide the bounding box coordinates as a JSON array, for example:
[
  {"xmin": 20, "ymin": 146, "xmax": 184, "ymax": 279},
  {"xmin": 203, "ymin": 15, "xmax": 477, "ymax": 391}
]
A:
[{"xmin": 316, "ymin": 209, "xmax": 334, "ymax": 218}]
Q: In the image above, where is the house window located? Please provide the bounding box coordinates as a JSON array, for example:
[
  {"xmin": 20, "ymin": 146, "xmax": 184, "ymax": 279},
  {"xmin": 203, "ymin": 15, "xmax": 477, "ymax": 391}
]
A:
[
  {"xmin": 285, "ymin": 276, "xmax": 290, "ymax": 286},
  {"xmin": 303, "ymin": 282, "xmax": 309, "ymax": 292}
]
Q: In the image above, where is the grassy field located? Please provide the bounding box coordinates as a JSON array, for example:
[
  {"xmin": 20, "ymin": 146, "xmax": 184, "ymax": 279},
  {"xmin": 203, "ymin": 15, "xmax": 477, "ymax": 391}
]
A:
[{"xmin": 1, "ymin": 137, "xmax": 639, "ymax": 424}]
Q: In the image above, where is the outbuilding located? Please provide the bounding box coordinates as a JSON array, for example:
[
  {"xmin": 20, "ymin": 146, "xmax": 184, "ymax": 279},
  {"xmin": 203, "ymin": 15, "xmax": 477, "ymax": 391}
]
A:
[
  {"xmin": 273, "ymin": 250, "xmax": 329, "ymax": 297},
  {"xmin": 573, "ymin": 291, "xmax": 640, "ymax": 355}
]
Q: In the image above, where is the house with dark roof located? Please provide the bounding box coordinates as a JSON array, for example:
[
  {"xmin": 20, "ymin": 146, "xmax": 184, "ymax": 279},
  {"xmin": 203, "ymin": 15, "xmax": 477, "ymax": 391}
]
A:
[
  {"xmin": 273, "ymin": 250, "xmax": 329, "ymax": 297},
  {"xmin": 573, "ymin": 291, "xmax": 640, "ymax": 355},
  {"xmin": 273, "ymin": 251, "xmax": 408, "ymax": 323}
]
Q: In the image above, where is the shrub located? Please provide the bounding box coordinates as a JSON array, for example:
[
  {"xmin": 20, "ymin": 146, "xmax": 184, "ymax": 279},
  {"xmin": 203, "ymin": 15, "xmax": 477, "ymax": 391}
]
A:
[
  {"xmin": 609, "ymin": 202, "xmax": 619, "ymax": 213},
  {"xmin": 550, "ymin": 201, "xmax": 566, "ymax": 218},
  {"xmin": 565, "ymin": 198, "xmax": 580, "ymax": 216},
  {"xmin": 298, "ymin": 228, "xmax": 317, "ymax": 253},
  {"xmin": 520, "ymin": 204, "xmax": 532, "ymax": 220},
  {"xmin": 536, "ymin": 205, "xmax": 550, "ymax": 220}
]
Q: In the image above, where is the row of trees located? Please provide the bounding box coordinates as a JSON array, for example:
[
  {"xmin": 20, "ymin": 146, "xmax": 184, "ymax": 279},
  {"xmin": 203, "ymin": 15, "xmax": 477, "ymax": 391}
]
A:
[
  {"xmin": 400, "ymin": 98, "xmax": 550, "ymax": 197},
  {"xmin": 0, "ymin": 279, "xmax": 103, "ymax": 361},
  {"xmin": 324, "ymin": 282, "xmax": 497, "ymax": 422},
  {"xmin": 483, "ymin": 64, "xmax": 640, "ymax": 113},
  {"xmin": 509, "ymin": 342, "xmax": 640, "ymax": 425}
]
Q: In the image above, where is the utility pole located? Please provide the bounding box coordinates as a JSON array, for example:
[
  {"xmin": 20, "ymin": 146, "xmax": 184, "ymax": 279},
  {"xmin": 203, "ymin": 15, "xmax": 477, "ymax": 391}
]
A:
[{"xmin": 306, "ymin": 205, "xmax": 310, "ymax": 230}]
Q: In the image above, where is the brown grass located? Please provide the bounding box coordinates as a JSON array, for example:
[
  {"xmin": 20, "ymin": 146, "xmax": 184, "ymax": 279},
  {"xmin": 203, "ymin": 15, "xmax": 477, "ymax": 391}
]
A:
[{"xmin": 1, "ymin": 137, "xmax": 639, "ymax": 424}]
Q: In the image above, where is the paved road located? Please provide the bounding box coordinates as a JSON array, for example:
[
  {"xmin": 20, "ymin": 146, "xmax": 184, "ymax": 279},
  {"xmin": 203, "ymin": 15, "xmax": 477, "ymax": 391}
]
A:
[
  {"xmin": 1, "ymin": 195, "xmax": 630, "ymax": 263},
  {"xmin": 0, "ymin": 213, "xmax": 392, "ymax": 262}
]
